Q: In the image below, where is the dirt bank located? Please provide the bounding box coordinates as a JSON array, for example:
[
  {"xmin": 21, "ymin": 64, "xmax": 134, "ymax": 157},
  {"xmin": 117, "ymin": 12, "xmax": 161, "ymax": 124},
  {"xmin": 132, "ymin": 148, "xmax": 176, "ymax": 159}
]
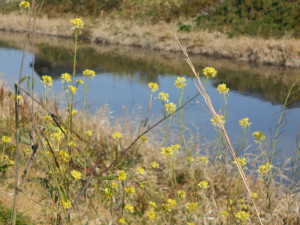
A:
[{"xmin": 0, "ymin": 12, "xmax": 300, "ymax": 68}]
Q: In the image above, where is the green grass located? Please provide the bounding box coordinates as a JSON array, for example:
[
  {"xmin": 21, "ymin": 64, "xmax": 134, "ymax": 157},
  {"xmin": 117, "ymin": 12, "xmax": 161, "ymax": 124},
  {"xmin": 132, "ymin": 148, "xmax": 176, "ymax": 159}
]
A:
[{"xmin": 0, "ymin": 202, "xmax": 31, "ymax": 225}]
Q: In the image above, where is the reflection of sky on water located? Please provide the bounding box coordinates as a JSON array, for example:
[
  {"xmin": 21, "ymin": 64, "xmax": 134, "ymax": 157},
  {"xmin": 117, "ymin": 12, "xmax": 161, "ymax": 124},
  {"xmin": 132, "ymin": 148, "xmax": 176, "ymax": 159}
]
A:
[{"xmin": 0, "ymin": 47, "xmax": 299, "ymax": 160}]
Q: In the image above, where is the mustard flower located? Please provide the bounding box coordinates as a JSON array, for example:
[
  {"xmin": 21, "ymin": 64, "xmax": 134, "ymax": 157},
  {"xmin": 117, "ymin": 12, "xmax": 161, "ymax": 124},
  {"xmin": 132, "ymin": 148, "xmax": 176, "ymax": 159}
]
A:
[
  {"xmin": 217, "ymin": 83, "xmax": 229, "ymax": 94},
  {"xmin": 71, "ymin": 170, "xmax": 82, "ymax": 180},
  {"xmin": 186, "ymin": 156, "xmax": 195, "ymax": 164},
  {"xmin": 19, "ymin": 1, "xmax": 30, "ymax": 10},
  {"xmin": 258, "ymin": 162, "xmax": 273, "ymax": 175},
  {"xmin": 198, "ymin": 156, "xmax": 209, "ymax": 164},
  {"xmin": 211, "ymin": 114, "xmax": 225, "ymax": 127},
  {"xmin": 68, "ymin": 141, "xmax": 76, "ymax": 147},
  {"xmin": 16, "ymin": 95, "xmax": 23, "ymax": 103},
  {"xmin": 151, "ymin": 161, "xmax": 159, "ymax": 168},
  {"xmin": 42, "ymin": 115, "xmax": 52, "ymax": 123},
  {"xmin": 117, "ymin": 170, "xmax": 127, "ymax": 180},
  {"xmin": 177, "ymin": 190, "xmax": 186, "ymax": 199},
  {"xmin": 118, "ymin": 218, "xmax": 127, "ymax": 224},
  {"xmin": 76, "ymin": 79, "xmax": 84, "ymax": 84},
  {"xmin": 186, "ymin": 202, "xmax": 198, "ymax": 213},
  {"xmin": 59, "ymin": 151, "xmax": 70, "ymax": 163},
  {"xmin": 174, "ymin": 76, "xmax": 187, "ymax": 88},
  {"xmin": 241, "ymin": 204, "xmax": 247, "ymax": 211},
  {"xmin": 23, "ymin": 148, "xmax": 30, "ymax": 155},
  {"xmin": 252, "ymin": 131, "xmax": 266, "ymax": 143},
  {"xmin": 148, "ymin": 82, "xmax": 158, "ymax": 93},
  {"xmin": 84, "ymin": 130, "xmax": 92, "ymax": 138},
  {"xmin": 187, "ymin": 223, "xmax": 195, "ymax": 225},
  {"xmin": 68, "ymin": 85, "xmax": 78, "ymax": 95},
  {"xmin": 221, "ymin": 211, "xmax": 229, "ymax": 216},
  {"xmin": 203, "ymin": 67, "xmax": 217, "ymax": 79},
  {"xmin": 158, "ymin": 91, "xmax": 169, "ymax": 102},
  {"xmin": 198, "ymin": 181, "xmax": 208, "ymax": 190},
  {"xmin": 125, "ymin": 186, "xmax": 135, "ymax": 195},
  {"xmin": 83, "ymin": 69, "xmax": 95, "ymax": 78},
  {"xmin": 1, "ymin": 155, "xmax": 9, "ymax": 162},
  {"xmin": 171, "ymin": 144, "xmax": 181, "ymax": 152},
  {"xmin": 167, "ymin": 198, "xmax": 176, "ymax": 207},
  {"xmin": 125, "ymin": 204, "xmax": 135, "ymax": 213},
  {"xmin": 136, "ymin": 167, "xmax": 145, "ymax": 175},
  {"xmin": 235, "ymin": 211, "xmax": 250, "ymax": 224},
  {"xmin": 72, "ymin": 109, "xmax": 78, "ymax": 115},
  {"xmin": 8, "ymin": 160, "xmax": 14, "ymax": 165},
  {"xmin": 2, "ymin": 136, "xmax": 11, "ymax": 143},
  {"xmin": 105, "ymin": 188, "xmax": 111, "ymax": 199},
  {"xmin": 149, "ymin": 201, "xmax": 157, "ymax": 208},
  {"xmin": 141, "ymin": 136, "xmax": 148, "ymax": 141},
  {"xmin": 164, "ymin": 102, "xmax": 176, "ymax": 114},
  {"xmin": 162, "ymin": 203, "xmax": 172, "ymax": 213},
  {"xmin": 252, "ymin": 192, "xmax": 258, "ymax": 199},
  {"xmin": 61, "ymin": 73, "xmax": 71, "ymax": 82},
  {"xmin": 239, "ymin": 117, "xmax": 251, "ymax": 128},
  {"xmin": 113, "ymin": 131, "xmax": 122, "ymax": 140},
  {"xmin": 72, "ymin": 18, "xmax": 83, "ymax": 30},
  {"xmin": 41, "ymin": 75, "xmax": 53, "ymax": 86},
  {"xmin": 111, "ymin": 182, "xmax": 119, "ymax": 189},
  {"xmin": 161, "ymin": 146, "xmax": 173, "ymax": 157},
  {"xmin": 233, "ymin": 157, "xmax": 247, "ymax": 166},
  {"xmin": 147, "ymin": 209, "xmax": 157, "ymax": 220},
  {"xmin": 62, "ymin": 200, "xmax": 72, "ymax": 209}
]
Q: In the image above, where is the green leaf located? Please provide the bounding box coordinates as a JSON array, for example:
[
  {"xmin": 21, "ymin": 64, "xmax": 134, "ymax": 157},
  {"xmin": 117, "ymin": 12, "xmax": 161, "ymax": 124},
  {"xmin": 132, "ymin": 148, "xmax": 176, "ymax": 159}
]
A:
[
  {"xmin": 27, "ymin": 77, "xmax": 31, "ymax": 93},
  {"xmin": 19, "ymin": 135, "xmax": 33, "ymax": 146},
  {"xmin": 20, "ymin": 75, "xmax": 30, "ymax": 84}
]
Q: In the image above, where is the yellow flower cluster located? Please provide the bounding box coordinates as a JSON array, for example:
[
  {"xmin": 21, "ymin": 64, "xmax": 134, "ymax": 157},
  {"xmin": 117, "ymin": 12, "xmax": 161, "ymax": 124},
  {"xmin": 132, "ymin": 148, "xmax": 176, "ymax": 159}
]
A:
[
  {"xmin": 198, "ymin": 156, "xmax": 209, "ymax": 164},
  {"xmin": 161, "ymin": 144, "xmax": 181, "ymax": 157},
  {"xmin": 118, "ymin": 218, "xmax": 127, "ymax": 224},
  {"xmin": 217, "ymin": 83, "xmax": 229, "ymax": 94},
  {"xmin": 117, "ymin": 170, "xmax": 127, "ymax": 180},
  {"xmin": 83, "ymin": 69, "xmax": 95, "ymax": 77},
  {"xmin": 158, "ymin": 91, "xmax": 169, "ymax": 102},
  {"xmin": 72, "ymin": 109, "xmax": 78, "ymax": 115},
  {"xmin": 211, "ymin": 114, "xmax": 225, "ymax": 127},
  {"xmin": 149, "ymin": 201, "xmax": 157, "ymax": 208},
  {"xmin": 203, "ymin": 67, "xmax": 217, "ymax": 79},
  {"xmin": 68, "ymin": 85, "xmax": 78, "ymax": 95},
  {"xmin": 186, "ymin": 156, "xmax": 195, "ymax": 164},
  {"xmin": 23, "ymin": 148, "xmax": 30, "ymax": 155},
  {"xmin": 198, "ymin": 181, "xmax": 208, "ymax": 190},
  {"xmin": 235, "ymin": 211, "xmax": 250, "ymax": 224},
  {"xmin": 61, "ymin": 73, "xmax": 71, "ymax": 82},
  {"xmin": 125, "ymin": 204, "xmax": 135, "ymax": 213},
  {"xmin": 41, "ymin": 75, "xmax": 53, "ymax": 86},
  {"xmin": 72, "ymin": 18, "xmax": 83, "ymax": 30},
  {"xmin": 147, "ymin": 209, "xmax": 157, "ymax": 220},
  {"xmin": 2, "ymin": 136, "xmax": 11, "ymax": 143},
  {"xmin": 177, "ymin": 190, "xmax": 186, "ymax": 199},
  {"xmin": 125, "ymin": 186, "xmax": 135, "ymax": 195},
  {"xmin": 148, "ymin": 82, "xmax": 159, "ymax": 93},
  {"xmin": 233, "ymin": 157, "xmax": 247, "ymax": 166},
  {"xmin": 136, "ymin": 167, "xmax": 145, "ymax": 174},
  {"xmin": 252, "ymin": 192, "xmax": 258, "ymax": 199},
  {"xmin": 239, "ymin": 117, "xmax": 251, "ymax": 128},
  {"xmin": 164, "ymin": 102, "xmax": 176, "ymax": 114},
  {"xmin": 71, "ymin": 170, "xmax": 82, "ymax": 180},
  {"xmin": 151, "ymin": 161, "xmax": 159, "ymax": 168},
  {"xmin": 111, "ymin": 182, "xmax": 119, "ymax": 189},
  {"xmin": 105, "ymin": 188, "xmax": 111, "ymax": 199},
  {"xmin": 258, "ymin": 162, "xmax": 273, "ymax": 175},
  {"xmin": 68, "ymin": 141, "xmax": 76, "ymax": 147},
  {"xmin": 163, "ymin": 198, "xmax": 177, "ymax": 213},
  {"xmin": 174, "ymin": 76, "xmax": 187, "ymax": 88},
  {"xmin": 252, "ymin": 131, "xmax": 266, "ymax": 143},
  {"xmin": 84, "ymin": 130, "xmax": 92, "ymax": 138},
  {"xmin": 186, "ymin": 202, "xmax": 198, "ymax": 213},
  {"xmin": 221, "ymin": 210, "xmax": 229, "ymax": 216},
  {"xmin": 113, "ymin": 131, "xmax": 122, "ymax": 140},
  {"xmin": 59, "ymin": 151, "xmax": 70, "ymax": 163},
  {"xmin": 62, "ymin": 200, "xmax": 72, "ymax": 209},
  {"xmin": 19, "ymin": 1, "xmax": 30, "ymax": 10}
]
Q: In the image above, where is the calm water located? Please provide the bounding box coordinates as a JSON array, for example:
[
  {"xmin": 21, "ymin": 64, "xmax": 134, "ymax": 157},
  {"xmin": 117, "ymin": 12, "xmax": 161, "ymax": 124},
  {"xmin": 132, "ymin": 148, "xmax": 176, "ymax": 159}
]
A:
[{"xmin": 0, "ymin": 32, "xmax": 299, "ymax": 160}]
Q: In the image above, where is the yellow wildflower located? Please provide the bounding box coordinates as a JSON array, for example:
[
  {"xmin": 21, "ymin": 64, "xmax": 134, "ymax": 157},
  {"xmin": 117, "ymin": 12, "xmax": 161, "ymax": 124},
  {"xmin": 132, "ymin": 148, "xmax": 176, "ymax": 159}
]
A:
[
  {"xmin": 72, "ymin": 109, "xmax": 77, "ymax": 115},
  {"xmin": 235, "ymin": 211, "xmax": 250, "ymax": 224},
  {"xmin": 147, "ymin": 209, "xmax": 157, "ymax": 220},
  {"xmin": 151, "ymin": 161, "xmax": 159, "ymax": 168},
  {"xmin": 68, "ymin": 141, "xmax": 76, "ymax": 147},
  {"xmin": 203, "ymin": 67, "xmax": 217, "ymax": 79},
  {"xmin": 171, "ymin": 144, "xmax": 181, "ymax": 152},
  {"xmin": 111, "ymin": 182, "xmax": 119, "ymax": 189},
  {"xmin": 158, "ymin": 91, "xmax": 169, "ymax": 102},
  {"xmin": 187, "ymin": 223, "xmax": 195, "ymax": 225},
  {"xmin": 8, "ymin": 160, "xmax": 14, "ymax": 165},
  {"xmin": 16, "ymin": 95, "xmax": 23, "ymax": 103},
  {"xmin": 164, "ymin": 102, "xmax": 176, "ymax": 114},
  {"xmin": 41, "ymin": 75, "xmax": 53, "ymax": 86},
  {"xmin": 233, "ymin": 157, "xmax": 247, "ymax": 166},
  {"xmin": 23, "ymin": 148, "xmax": 30, "ymax": 155},
  {"xmin": 105, "ymin": 188, "xmax": 111, "ymax": 199},
  {"xmin": 68, "ymin": 85, "xmax": 78, "ymax": 95},
  {"xmin": 72, "ymin": 18, "xmax": 83, "ymax": 30},
  {"xmin": 174, "ymin": 76, "xmax": 187, "ymax": 88},
  {"xmin": 71, "ymin": 170, "xmax": 82, "ymax": 180},
  {"xmin": 211, "ymin": 114, "xmax": 225, "ymax": 127},
  {"xmin": 136, "ymin": 167, "xmax": 145, "ymax": 175},
  {"xmin": 239, "ymin": 117, "xmax": 251, "ymax": 128},
  {"xmin": 62, "ymin": 200, "xmax": 72, "ymax": 209},
  {"xmin": 177, "ymin": 190, "xmax": 186, "ymax": 199},
  {"xmin": 149, "ymin": 201, "xmax": 157, "ymax": 208},
  {"xmin": 125, "ymin": 186, "xmax": 135, "ymax": 195},
  {"xmin": 161, "ymin": 146, "xmax": 173, "ymax": 157},
  {"xmin": 252, "ymin": 131, "xmax": 266, "ymax": 143},
  {"xmin": 2, "ymin": 136, "xmax": 11, "ymax": 143},
  {"xmin": 186, "ymin": 156, "xmax": 195, "ymax": 164},
  {"xmin": 141, "ymin": 136, "xmax": 148, "ymax": 141},
  {"xmin": 60, "ymin": 73, "xmax": 71, "ymax": 82},
  {"xmin": 217, "ymin": 83, "xmax": 229, "ymax": 94},
  {"xmin": 241, "ymin": 204, "xmax": 247, "ymax": 211},
  {"xmin": 84, "ymin": 130, "xmax": 92, "ymax": 138},
  {"xmin": 167, "ymin": 198, "xmax": 176, "ymax": 207},
  {"xmin": 125, "ymin": 204, "xmax": 134, "ymax": 213},
  {"xmin": 19, "ymin": 1, "xmax": 30, "ymax": 10},
  {"xmin": 186, "ymin": 202, "xmax": 198, "ymax": 213},
  {"xmin": 252, "ymin": 193, "xmax": 258, "ymax": 199},
  {"xmin": 118, "ymin": 218, "xmax": 127, "ymax": 224},
  {"xmin": 148, "ymin": 82, "xmax": 158, "ymax": 93},
  {"xmin": 162, "ymin": 203, "xmax": 172, "ymax": 213},
  {"xmin": 42, "ymin": 115, "xmax": 52, "ymax": 123},
  {"xmin": 198, "ymin": 181, "xmax": 208, "ymax": 190},
  {"xmin": 59, "ymin": 151, "xmax": 70, "ymax": 163},
  {"xmin": 258, "ymin": 162, "xmax": 273, "ymax": 175},
  {"xmin": 117, "ymin": 170, "xmax": 127, "ymax": 180},
  {"xmin": 76, "ymin": 79, "xmax": 84, "ymax": 84},
  {"xmin": 83, "ymin": 69, "xmax": 95, "ymax": 77},
  {"xmin": 113, "ymin": 131, "xmax": 122, "ymax": 140},
  {"xmin": 221, "ymin": 210, "xmax": 229, "ymax": 216},
  {"xmin": 198, "ymin": 156, "xmax": 209, "ymax": 164}
]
